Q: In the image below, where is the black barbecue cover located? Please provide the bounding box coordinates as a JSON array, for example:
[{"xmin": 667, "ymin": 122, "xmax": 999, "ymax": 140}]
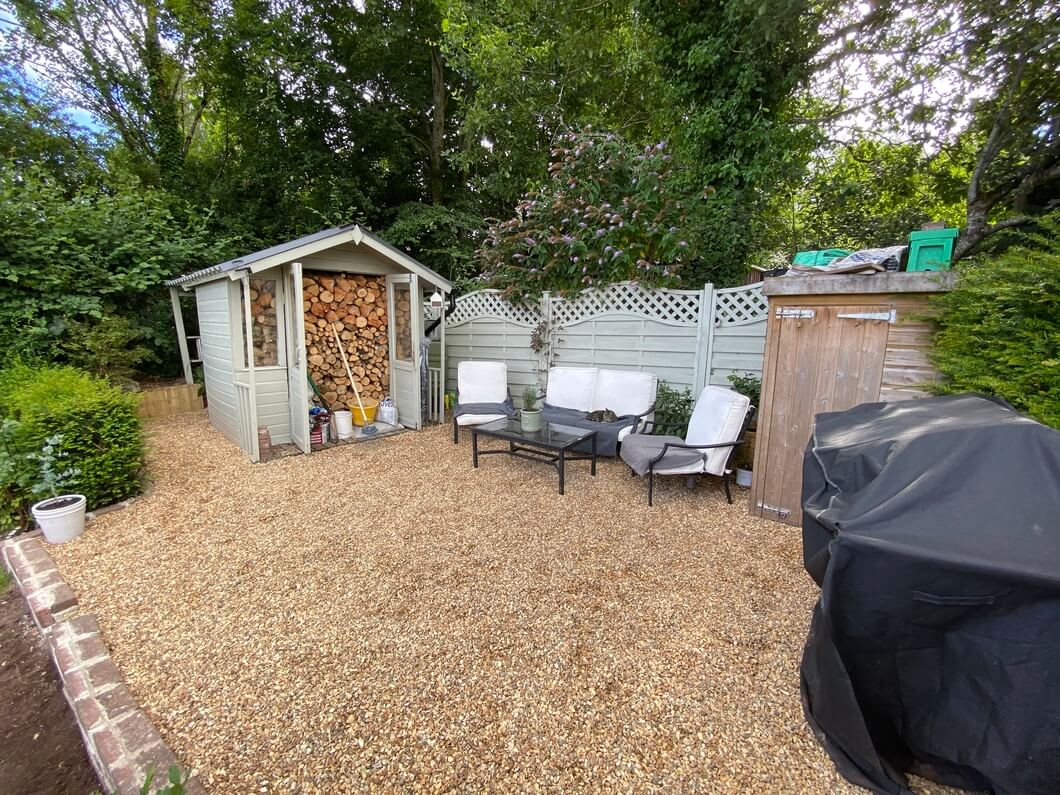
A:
[{"xmin": 799, "ymin": 394, "xmax": 1060, "ymax": 795}]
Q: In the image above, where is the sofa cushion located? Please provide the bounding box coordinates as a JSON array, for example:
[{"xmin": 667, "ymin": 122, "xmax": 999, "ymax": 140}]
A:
[
  {"xmin": 540, "ymin": 404, "xmax": 636, "ymax": 457},
  {"xmin": 592, "ymin": 369, "xmax": 657, "ymax": 417},
  {"xmin": 545, "ymin": 367, "xmax": 597, "ymax": 412},
  {"xmin": 686, "ymin": 386, "xmax": 751, "ymax": 476},
  {"xmin": 458, "ymin": 361, "xmax": 508, "ymax": 404}
]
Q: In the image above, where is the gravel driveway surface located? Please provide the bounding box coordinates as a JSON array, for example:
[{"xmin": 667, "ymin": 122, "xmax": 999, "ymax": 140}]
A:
[{"xmin": 49, "ymin": 412, "xmax": 960, "ymax": 794}]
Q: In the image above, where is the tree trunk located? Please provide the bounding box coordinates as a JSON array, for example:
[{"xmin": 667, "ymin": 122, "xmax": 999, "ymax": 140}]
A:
[
  {"xmin": 428, "ymin": 43, "xmax": 446, "ymax": 205},
  {"xmin": 143, "ymin": 0, "xmax": 184, "ymax": 187}
]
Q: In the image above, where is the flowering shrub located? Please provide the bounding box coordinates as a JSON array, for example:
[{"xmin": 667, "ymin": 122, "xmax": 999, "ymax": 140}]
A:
[{"xmin": 476, "ymin": 129, "xmax": 697, "ymax": 299}]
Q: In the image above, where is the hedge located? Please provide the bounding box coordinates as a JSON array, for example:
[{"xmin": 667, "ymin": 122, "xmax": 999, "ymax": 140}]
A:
[
  {"xmin": 931, "ymin": 228, "xmax": 1060, "ymax": 429},
  {"xmin": 0, "ymin": 364, "xmax": 144, "ymax": 530}
]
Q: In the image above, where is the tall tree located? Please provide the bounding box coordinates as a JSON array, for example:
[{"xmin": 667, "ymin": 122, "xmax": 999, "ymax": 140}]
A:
[
  {"xmin": 4, "ymin": 0, "xmax": 218, "ymax": 186},
  {"xmin": 808, "ymin": 0, "xmax": 1060, "ymax": 260},
  {"xmin": 439, "ymin": 0, "xmax": 666, "ymax": 213},
  {"xmin": 636, "ymin": 0, "xmax": 825, "ymax": 274}
]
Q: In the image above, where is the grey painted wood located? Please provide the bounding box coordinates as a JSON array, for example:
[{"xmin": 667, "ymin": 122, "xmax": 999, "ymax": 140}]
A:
[
  {"xmin": 442, "ymin": 283, "xmax": 768, "ymax": 399},
  {"xmin": 194, "ymin": 281, "xmax": 241, "ymax": 447}
]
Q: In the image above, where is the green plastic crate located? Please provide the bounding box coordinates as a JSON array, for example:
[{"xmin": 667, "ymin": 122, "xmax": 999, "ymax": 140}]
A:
[
  {"xmin": 791, "ymin": 248, "xmax": 850, "ymax": 267},
  {"xmin": 907, "ymin": 228, "xmax": 958, "ymax": 271}
]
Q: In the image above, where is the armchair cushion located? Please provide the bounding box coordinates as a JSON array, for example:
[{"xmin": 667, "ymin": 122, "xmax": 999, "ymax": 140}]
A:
[
  {"xmin": 457, "ymin": 361, "xmax": 509, "ymax": 404},
  {"xmin": 687, "ymin": 386, "xmax": 751, "ymax": 476},
  {"xmin": 620, "ymin": 434, "xmax": 706, "ymax": 476}
]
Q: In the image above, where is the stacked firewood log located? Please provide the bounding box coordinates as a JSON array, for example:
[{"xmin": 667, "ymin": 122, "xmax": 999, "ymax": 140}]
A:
[
  {"xmin": 247, "ymin": 278, "xmax": 279, "ymax": 366},
  {"xmin": 302, "ymin": 272, "xmax": 388, "ymax": 406}
]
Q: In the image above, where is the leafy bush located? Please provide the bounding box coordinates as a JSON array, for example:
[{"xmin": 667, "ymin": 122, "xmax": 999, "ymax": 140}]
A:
[
  {"xmin": 931, "ymin": 222, "xmax": 1060, "ymax": 427},
  {"xmin": 652, "ymin": 382, "xmax": 696, "ymax": 436},
  {"xmin": 57, "ymin": 314, "xmax": 152, "ymax": 383},
  {"xmin": 0, "ymin": 365, "xmax": 144, "ymax": 530},
  {"xmin": 0, "ymin": 164, "xmax": 228, "ymax": 374},
  {"xmin": 476, "ymin": 128, "xmax": 699, "ymax": 299},
  {"xmin": 727, "ymin": 372, "xmax": 762, "ymax": 409}
]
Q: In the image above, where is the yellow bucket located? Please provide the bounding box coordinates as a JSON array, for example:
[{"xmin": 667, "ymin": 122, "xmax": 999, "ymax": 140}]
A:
[{"xmin": 348, "ymin": 397, "xmax": 379, "ymax": 426}]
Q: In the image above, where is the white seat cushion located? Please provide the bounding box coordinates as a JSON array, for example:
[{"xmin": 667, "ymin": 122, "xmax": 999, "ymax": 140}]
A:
[
  {"xmin": 456, "ymin": 413, "xmax": 509, "ymax": 427},
  {"xmin": 686, "ymin": 386, "xmax": 751, "ymax": 476},
  {"xmin": 545, "ymin": 367, "xmax": 597, "ymax": 412},
  {"xmin": 457, "ymin": 361, "xmax": 508, "ymax": 404},
  {"xmin": 592, "ymin": 369, "xmax": 657, "ymax": 417}
]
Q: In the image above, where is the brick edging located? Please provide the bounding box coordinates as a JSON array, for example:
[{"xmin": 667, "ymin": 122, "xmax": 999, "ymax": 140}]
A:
[{"xmin": 2, "ymin": 536, "xmax": 206, "ymax": 795}]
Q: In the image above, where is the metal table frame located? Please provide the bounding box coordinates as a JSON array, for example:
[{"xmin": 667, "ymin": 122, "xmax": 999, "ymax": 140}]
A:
[{"xmin": 470, "ymin": 422, "xmax": 598, "ymax": 495}]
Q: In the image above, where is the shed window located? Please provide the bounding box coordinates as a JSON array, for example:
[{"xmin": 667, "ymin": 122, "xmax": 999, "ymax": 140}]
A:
[
  {"xmin": 241, "ymin": 278, "xmax": 280, "ymax": 367},
  {"xmin": 392, "ymin": 282, "xmax": 414, "ymax": 362}
]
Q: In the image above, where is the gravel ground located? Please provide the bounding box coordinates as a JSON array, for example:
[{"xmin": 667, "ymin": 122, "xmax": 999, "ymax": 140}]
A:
[{"xmin": 50, "ymin": 412, "xmax": 960, "ymax": 794}]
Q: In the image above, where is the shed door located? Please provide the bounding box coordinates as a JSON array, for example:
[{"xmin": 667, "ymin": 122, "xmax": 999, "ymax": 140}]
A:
[
  {"xmin": 387, "ymin": 273, "xmax": 421, "ymax": 429},
  {"xmin": 751, "ymin": 304, "xmax": 891, "ymax": 525},
  {"xmin": 285, "ymin": 262, "xmax": 310, "ymax": 452}
]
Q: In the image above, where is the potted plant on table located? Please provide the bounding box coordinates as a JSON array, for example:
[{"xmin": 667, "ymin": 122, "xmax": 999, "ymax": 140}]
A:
[
  {"xmin": 520, "ymin": 385, "xmax": 542, "ymax": 432},
  {"xmin": 29, "ymin": 434, "xmax": 86, "ymax": 544}
]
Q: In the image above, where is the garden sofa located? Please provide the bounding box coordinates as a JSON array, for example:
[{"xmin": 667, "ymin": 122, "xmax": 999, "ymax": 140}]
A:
[{"xmin": 540, "ymin": 366, "xmax": 658, "ymax": 456}]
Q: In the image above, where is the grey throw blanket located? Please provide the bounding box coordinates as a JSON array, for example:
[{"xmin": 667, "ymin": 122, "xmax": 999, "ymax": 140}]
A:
[
  {"xmin": 453, "ymin": 398, "xmax": 515, "ymax": 418},
  {"xmin": 541, "ymin": 403, "xmax": 637, "ymax": 456},
  {"xmin": 619, "ymin": 434, "xmax": 705, "ymax": 476}
]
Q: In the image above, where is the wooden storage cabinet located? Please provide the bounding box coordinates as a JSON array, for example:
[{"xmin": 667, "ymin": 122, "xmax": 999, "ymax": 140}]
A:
[{"xmin": 750, "ymin": 272, "xmax": 955, "ymax": 525}]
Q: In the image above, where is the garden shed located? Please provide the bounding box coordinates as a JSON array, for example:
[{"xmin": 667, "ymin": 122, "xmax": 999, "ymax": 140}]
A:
[
  {"xmin": 165, "ymin": 224, "xmax": 452, "ymax": 462},
  {"xmin": 751, "ymin": 271, "xmax": 956, "ymax": 525}
]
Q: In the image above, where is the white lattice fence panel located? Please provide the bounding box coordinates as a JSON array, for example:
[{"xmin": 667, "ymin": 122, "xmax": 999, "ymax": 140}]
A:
[
  {"xmin": 447, "ymin": 290, "xmax": 542, "ymax": 328},
  {"xmin": 550, "ymin": 282, "xmax": 701, "ymax": 327},
  {"xmin": 714, "ymin": 284, "xmax": 768, "ymax": 326}
]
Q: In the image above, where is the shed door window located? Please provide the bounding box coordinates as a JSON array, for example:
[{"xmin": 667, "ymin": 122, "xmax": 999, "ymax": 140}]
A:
[
  {"xmin": 392, "ymin": 282, "xmax": 414, "ymax": 362},
  {"xmin": 242, "ymin": 278, "xmax": 280, "ymax": 367}
]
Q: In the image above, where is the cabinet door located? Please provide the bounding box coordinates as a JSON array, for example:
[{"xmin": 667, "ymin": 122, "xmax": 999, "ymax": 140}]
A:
[{"xmin": 751, "ymin": 305, "xmax": 891, "ymax": 524}]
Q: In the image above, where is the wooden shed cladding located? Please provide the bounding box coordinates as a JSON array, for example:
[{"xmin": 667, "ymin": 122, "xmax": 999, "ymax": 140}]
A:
[{"xmin": 751, "ymin": 272, "xmax": 955, "ymax": 526}]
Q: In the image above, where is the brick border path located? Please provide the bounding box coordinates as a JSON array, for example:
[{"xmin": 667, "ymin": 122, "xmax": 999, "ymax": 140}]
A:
[{"xmin": 2, "ymin": 535, "xmax": 206, "ymax": 794}]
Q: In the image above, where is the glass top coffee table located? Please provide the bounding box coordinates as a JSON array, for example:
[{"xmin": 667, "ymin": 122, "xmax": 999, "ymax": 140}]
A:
[{"xmin": 469, "ymin": 419, "xmax": 598, "ymax": 495}]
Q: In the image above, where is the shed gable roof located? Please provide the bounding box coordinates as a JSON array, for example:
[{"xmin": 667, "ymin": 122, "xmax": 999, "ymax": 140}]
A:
[{"xmin": 164, "ymin": 225, "xmax": 453, "ymax": 291}]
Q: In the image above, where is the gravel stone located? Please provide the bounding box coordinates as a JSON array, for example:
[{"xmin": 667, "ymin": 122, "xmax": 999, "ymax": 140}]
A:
[{"xmin": 49, "ymin": 412, "xmax": 963, "ymax": 794}]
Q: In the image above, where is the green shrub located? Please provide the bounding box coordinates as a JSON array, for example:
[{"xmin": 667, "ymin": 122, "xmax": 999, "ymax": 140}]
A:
[
  {"xmin": 652, "ymin": 382, "xmax": 696, "ymax": 436},
  {"xmin": 0, "ymin": 364, "xmax": 144, "ymax": 529},
  {"xmin": 931, "ymin": 223, "xmax": 1060, "ymax": 428},
  {"xmin": 726, "ymin": 372, "xmax": 762, "ymax": 409},
  {"xmin": 58, "ymin": 314, "xmax": 151, "ymax": 383}
]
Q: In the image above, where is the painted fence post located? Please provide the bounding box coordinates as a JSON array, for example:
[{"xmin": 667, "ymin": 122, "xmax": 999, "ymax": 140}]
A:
[
  {"xmin": 692, "ymin": 283, "xmax": 716, "ymax": 394},
  {"xmin": 538, "ymin": 291, "xmax": 552, "ymax": 389}
]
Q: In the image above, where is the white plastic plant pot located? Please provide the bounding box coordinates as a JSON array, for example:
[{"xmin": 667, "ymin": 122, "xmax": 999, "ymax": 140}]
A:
[
  {"xmin": 31, "ymin": 494, "xmax": 87, "ymax": 544},
  {"xmin": 735, "ymin": 468, "xmax": 753, "ymax": 488},
  {"xmin": 332, "ymin": 410, "xmax": 355, "ymax": 440}
]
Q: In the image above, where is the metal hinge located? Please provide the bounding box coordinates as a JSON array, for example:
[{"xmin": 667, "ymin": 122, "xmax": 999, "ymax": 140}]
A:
[
  {"xmin": 757, "ymin": 502, "xmax": 791, "ymax": 519},
  {"xmin": 837, "ymin": 310, "xmax": 896, "ymax": 322},
  {"xmin": 775, "ymin": 308, "xmax": 815, "ymax": 319}
]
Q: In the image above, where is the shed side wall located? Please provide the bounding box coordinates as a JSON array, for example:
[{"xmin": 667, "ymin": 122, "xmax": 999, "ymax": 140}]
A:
[{"xmin": 195, "ymin": 281, "xmax": 241, "ymax": 446}]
